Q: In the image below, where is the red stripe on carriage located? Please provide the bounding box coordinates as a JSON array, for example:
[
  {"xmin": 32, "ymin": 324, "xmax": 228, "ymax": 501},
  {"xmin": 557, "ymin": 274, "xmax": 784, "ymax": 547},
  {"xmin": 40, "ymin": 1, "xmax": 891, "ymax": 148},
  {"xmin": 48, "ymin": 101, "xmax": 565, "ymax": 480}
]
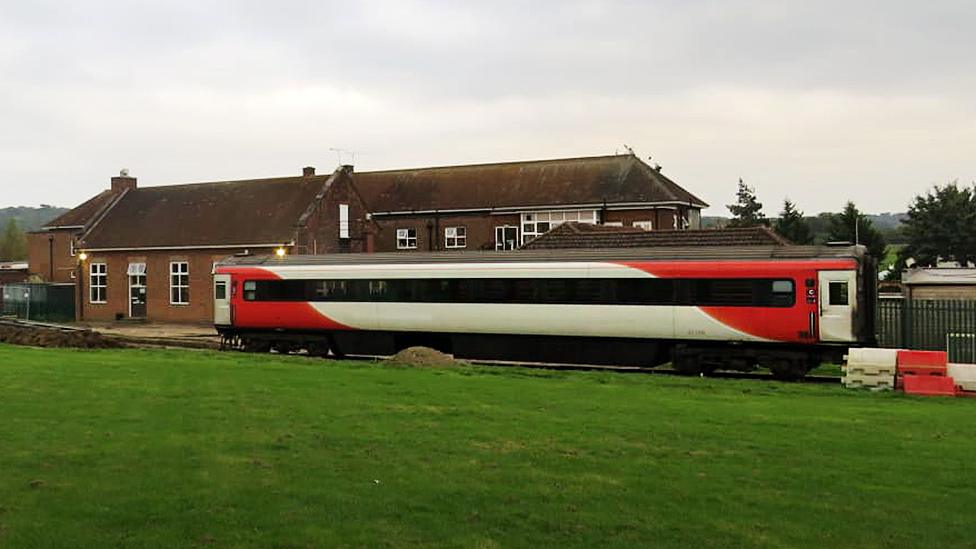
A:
[
  {"xmin": 613, "ymin": 260, "xmax": 852, "ymax": 343},
  {"xmin": 223, "ymin": 267, "xmax": 355, "ymax": 331}
]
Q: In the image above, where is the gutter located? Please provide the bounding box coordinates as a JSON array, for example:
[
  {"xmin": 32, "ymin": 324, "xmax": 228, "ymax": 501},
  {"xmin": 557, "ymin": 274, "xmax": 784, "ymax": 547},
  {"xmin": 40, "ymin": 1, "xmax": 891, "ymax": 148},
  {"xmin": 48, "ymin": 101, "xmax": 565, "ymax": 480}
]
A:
[
  {"xmin": 80, "ymin": 241, "xmax": 295, "ymax": 253},
  {"xmin": 369, "ymin": 200, "xmax": 709, "ymax": 217}
]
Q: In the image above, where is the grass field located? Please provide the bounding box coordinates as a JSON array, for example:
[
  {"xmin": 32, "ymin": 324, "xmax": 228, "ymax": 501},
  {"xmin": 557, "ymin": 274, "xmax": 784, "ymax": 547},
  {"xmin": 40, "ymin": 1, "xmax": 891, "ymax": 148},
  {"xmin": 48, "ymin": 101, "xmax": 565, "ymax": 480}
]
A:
[{"xmin": 1, "ymin": 345, "xmax": 975, "ymax": 548}]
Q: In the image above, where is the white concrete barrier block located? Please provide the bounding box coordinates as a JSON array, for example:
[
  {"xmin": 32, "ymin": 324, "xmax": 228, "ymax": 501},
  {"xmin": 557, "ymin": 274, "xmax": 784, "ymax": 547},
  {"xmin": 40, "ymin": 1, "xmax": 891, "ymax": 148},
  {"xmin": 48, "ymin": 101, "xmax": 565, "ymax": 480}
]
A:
[{"xmin": 847, "ymin": 348, "xmax": 898, "ymax": 368}]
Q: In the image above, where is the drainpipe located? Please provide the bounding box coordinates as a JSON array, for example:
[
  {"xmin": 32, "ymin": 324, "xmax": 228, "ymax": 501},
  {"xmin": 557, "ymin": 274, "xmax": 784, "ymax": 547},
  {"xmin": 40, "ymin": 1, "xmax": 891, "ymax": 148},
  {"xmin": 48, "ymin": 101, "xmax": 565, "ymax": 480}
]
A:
[
  {"xmin": 76, "ymin": 258, "xmax": 84, "ymax": 322},
  {"xmin": 434, "ymin": 211, "xmax": 441, "ymax": 251},
  {"xmin": 48, "ymin": 235, "xmax": 54, "ymax": 281},
  {"xmin": 426, "ymin": 219, "xmax": 435, "ymax": 251}
]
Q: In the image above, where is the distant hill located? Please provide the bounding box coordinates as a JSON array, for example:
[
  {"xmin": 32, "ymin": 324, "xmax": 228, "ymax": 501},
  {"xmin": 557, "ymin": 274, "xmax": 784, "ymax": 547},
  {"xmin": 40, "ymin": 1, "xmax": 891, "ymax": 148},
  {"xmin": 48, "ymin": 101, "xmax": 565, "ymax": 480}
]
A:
[
  {"xmin": 0, "ymin": 206, "xmax": 70, "ymax": 232},
  {"xmin": 703, "ymin": 212, "xmax": 908, "ymax": 245}
]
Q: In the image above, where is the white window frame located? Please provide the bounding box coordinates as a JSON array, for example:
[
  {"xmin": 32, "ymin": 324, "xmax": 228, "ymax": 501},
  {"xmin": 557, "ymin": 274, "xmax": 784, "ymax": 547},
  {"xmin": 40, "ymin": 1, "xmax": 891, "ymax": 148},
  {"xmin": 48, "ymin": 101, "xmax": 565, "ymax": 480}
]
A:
[
  {"xmin": 89, "ymin": 263, "xmax": 107, "ymax": 304},
  {"xmin": 396, "ymin": 228, "xmax": 417, "ymax": 250},
  {"xmin": 633, "ymin": 220, "xmax": 654, "ymax": 231},
  {"xmin": 495, "ymin": 226, "xmax": 519, "ymax": 250},
  {"xmin": 445, "ymin": 226, "xmax": 466, "ymax": 249},
  {"xmin": 338, "ymin": 203, "xmax": 350, "ymax": 239},
  {"xmin": 170, "ymin": 261, "xmax": 190, "ymax": 305},
  {"xmin": 520, "ymin": 209, "xmax": 598, "ymax": 245}
]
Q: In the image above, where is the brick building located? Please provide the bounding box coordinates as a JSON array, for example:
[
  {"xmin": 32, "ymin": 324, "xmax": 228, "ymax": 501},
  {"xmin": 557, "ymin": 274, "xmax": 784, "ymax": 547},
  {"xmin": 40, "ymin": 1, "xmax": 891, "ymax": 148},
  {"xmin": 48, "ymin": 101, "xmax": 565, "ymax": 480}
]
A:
[
  {"xmin": 356, "ymin": 154, "xmax": 707, "ymax": 252},
  {"xmin": 0, "ymin": 261, "xmax": 29, "ymax": 285},
  {"xmin": 29, "ymin": 165, "xmax": 369, "ymax": 323},
  {"xmin": 28, "ymin": 153, "xmax": 707, "ymax": 324}
]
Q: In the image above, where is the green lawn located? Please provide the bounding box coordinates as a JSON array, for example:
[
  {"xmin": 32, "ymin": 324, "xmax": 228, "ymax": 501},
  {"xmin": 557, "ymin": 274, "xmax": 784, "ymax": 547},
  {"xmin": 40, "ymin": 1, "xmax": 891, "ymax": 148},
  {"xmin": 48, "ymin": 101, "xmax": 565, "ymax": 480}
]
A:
[{"xmin": 1, "ymin": 345, "xmax": 974, "ymax": 548}]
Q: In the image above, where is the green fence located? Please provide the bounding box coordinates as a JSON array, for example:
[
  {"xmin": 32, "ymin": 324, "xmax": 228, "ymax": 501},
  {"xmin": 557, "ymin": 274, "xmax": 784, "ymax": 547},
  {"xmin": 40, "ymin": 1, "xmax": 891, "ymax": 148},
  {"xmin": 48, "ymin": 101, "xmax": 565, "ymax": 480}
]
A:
[
  {"xmin": 0, "ymin": 283, "xmax": 76, "ymax": 323},
  {"xmin": 877, "ymin": 298, "xmax": 976, "ymax": 363}
]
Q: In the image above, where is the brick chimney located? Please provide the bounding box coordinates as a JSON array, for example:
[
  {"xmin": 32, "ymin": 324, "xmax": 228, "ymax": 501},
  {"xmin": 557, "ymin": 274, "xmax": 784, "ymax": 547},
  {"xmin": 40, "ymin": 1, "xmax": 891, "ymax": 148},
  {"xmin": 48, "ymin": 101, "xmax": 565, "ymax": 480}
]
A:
[
  {"xmin": 111, "ymin": 169, "xmax": 137, "ymax": 192},
  {"xmin": 303, "ymin": 166, "xmax": 316, "ymax": 176}
]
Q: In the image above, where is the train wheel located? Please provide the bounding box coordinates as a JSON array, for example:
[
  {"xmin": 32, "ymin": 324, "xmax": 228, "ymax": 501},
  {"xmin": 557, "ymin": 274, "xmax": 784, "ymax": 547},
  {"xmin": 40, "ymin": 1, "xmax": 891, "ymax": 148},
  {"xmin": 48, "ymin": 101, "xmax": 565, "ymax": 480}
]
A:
[
  {"xmin": 243, "ymin": 338, "xmax": 271, "ymax": 354},
  {"xmin": 273, "ymin": 342, "xmax": 296, "ymax": 355},
  {"xmin": 768, "ymin": 358, "xmax": 807, "ymax": 381},
  {"xmin": 672, "ymin": 353, "xmax": 703, "ymax": 376},
  {"xmin": 327, "ymin": 335, "xmax": 346, "ymax": 359},
  {"xmin": 306, "ymin": 341, "xmax": 329, "ymax": 358}
]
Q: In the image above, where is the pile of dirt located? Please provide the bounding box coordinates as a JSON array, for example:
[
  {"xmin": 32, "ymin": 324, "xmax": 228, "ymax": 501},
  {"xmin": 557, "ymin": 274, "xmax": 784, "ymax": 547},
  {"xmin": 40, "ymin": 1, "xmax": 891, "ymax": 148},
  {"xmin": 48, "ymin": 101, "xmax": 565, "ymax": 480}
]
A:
[
  {"xmin": 0, "ymin": 324, "xmax": 123, "ymax": 349},
  {"xmin": 389, "ymin": 346, "xmax": 466, "ymax": 368}
]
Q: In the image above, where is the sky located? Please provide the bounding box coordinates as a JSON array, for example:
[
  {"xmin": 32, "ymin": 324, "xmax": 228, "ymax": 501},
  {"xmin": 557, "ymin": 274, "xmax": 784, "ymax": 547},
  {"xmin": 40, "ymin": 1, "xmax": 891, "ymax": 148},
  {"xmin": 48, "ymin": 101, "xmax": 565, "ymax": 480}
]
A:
[{"xmin": 1, "ymin": 0, "xmax": 973, "ymax": 216}]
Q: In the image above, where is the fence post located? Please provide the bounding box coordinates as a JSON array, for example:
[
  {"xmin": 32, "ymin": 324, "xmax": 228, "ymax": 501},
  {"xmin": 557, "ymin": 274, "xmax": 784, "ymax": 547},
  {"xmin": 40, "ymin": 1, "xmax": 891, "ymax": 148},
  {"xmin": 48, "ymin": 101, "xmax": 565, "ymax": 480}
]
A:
[{"xmin": 902, "ymin": 298, "xmax": 913, "ymax": 349}]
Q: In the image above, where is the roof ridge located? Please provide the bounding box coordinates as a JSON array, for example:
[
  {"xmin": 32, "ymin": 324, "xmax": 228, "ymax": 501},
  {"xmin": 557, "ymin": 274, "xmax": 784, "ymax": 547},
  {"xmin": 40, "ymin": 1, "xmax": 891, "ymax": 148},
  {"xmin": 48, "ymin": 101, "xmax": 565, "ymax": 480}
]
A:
[
  {"xmin": 357, "ymin": 153, "xmax": 633, "ymax": 175},
  {"xmin": 130, "ymin": 174, "xmax": 328, "ymax": 192}
]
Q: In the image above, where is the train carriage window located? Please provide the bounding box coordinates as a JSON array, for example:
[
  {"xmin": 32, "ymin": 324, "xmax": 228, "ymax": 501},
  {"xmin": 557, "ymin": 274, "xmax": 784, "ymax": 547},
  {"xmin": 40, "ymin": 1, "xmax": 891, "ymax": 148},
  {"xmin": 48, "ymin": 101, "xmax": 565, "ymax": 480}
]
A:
[
  {"xmin": 770, "ymin": 280, "xmax": 795, "ymax": 307},
  {"xmin": 214, "ymin": 282, "xmax": 227, "ymax": 301},
  {"xmin": 314, "ymin": 280, "xmax": 348, "ymax": 300},
  {"xmin": 237, "ymin": 276, "xmax": 794, "ymax": 307},
  {"xmin": 576, "ymin": 279, "xmax": 605, "ymax": 303},
  {"xmin": 615, "ymin": 279, "xmax": 674, "ymax": 305},
  {"xmin": 540, "ymin": 279, "xmax": 571, "ymax": 303},
  {"xmin": 369, "ymin": 280, "xmax": 389, "ymax": 300},
  {"xmin": 243, "ymin": 281, "xmax": 257, "ymax": 301},
  {"xmin": 695, "ymin": 279, "xmax": 754, "ymax": 306},
  {"xmin": 481, "ymin": 279, "xmax": 510, "ymax": 301},
  {"xmin": 512, "ymin": 279, "xmax": 536, "ymax": 302},
  {"xmin": 829, "ymin": 281, "xmax": 849, "ymax": 306}
]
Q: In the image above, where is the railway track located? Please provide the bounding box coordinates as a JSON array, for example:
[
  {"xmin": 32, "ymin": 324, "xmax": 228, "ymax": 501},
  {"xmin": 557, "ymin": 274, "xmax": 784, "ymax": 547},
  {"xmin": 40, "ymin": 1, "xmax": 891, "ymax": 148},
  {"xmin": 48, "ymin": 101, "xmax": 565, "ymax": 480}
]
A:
[
  {"xmin": 0, "ymin": 318, "xmax": 840, "ymax": 383},
  {"xmin": 461, "ymin": 358, "xmax": 842, "ymax": 384},
  {"xmin": 336, "ymin": 353, "xmax": 842, "ymax": 384}
]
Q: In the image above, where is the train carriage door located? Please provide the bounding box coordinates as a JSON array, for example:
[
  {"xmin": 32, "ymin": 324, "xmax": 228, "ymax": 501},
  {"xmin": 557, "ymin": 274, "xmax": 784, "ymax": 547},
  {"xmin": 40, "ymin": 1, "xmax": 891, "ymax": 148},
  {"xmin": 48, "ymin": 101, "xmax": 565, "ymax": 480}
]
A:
[
  {"xmin": 214, "ymin": 274, "xmax": 232, "ymax": 327},
  {"xmin": 818, "ymin": 270, "xmax": 856, "ymax": 342}
]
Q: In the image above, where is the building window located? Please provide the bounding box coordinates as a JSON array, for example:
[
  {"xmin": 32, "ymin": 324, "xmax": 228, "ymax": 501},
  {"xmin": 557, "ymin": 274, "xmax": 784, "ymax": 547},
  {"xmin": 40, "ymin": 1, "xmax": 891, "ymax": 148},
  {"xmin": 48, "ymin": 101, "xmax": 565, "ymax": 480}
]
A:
[
  {"xmin": 396, "ymin": 228, "xmax": 417, "ymax": 250},
  {"xmin": 338, "ymin": 203, "xmax": 350, "ymax": 239},
  {"xmin": 520, "ymin": 210, "xmax": 598, "ymax": 244},
  {"xmin": 170, "ymin": 261, "xmax": 190, "ymax": 305},
  {"xmin": 89, "ymin": 263, "xmax": 107, "ymax": 303},
  {"xmin": 445, "ymin": 226, "xmax": 466, "ymax": 249},
  {"xmin": 495, "ymin": 226, "xmax": 518, "ymax": 250},
  {"xmin": 633, "ymin": 220, "xmax": 653, "ymax": 231}
]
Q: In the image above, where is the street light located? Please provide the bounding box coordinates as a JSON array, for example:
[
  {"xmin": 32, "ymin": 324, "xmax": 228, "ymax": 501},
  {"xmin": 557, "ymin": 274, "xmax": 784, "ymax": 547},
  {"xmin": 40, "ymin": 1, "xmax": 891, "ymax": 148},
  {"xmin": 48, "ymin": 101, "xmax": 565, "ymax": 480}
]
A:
[{"xmin": 275, "ymin": 247, "xmax": 287, "ymax": 258}]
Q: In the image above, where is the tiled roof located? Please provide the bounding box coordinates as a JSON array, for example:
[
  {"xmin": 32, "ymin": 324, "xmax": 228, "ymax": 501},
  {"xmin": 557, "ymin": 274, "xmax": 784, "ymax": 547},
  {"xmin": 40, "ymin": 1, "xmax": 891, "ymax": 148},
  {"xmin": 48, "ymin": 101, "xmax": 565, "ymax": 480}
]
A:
[
  {"xmin": 63, "ymin": 154, "xmax": 708, "ymax": 250},
  {"xmin": 354, "ymin": 154, "xmax": 708, "ymax": 213},
  {"xmin": 43, "ymin": 190, "xmax": 122, "ymax": 229},
  {"xmin": 521, "ymin": 222, "xmax": 791, "ymax": 250},
  {"xmin": 80, "ymin": 174, "xmax": 342, "ymax": 249}
]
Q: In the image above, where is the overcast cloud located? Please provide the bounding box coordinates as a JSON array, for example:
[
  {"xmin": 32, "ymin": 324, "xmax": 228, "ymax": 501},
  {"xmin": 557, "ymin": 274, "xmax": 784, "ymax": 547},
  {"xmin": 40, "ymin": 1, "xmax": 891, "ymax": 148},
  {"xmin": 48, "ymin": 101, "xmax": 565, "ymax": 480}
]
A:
[{"xmin": 1, "ymin": 0, "xmax": 973, "ymax": 215}]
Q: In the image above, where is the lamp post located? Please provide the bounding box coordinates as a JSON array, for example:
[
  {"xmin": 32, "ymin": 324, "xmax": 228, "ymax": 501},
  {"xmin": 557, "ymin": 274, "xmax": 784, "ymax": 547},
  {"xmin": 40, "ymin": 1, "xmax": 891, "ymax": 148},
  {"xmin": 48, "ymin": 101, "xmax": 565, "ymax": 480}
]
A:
[{"xmin": 77, "ymin": 251, "xmax": 87, "ymax": 322}]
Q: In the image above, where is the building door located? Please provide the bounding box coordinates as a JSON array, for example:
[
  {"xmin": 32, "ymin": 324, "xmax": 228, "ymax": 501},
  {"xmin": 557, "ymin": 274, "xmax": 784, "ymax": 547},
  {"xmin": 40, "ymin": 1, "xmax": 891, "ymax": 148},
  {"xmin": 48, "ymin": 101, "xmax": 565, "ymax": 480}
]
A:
[
  {"xmin": 128, "ymin": 263, "xmax": 147, "ymax": 319},
  {"xmin": 495, "ymin": 226, "xmax": 518, "ymax": 250},
  {"xmin": 818, "ymin": 270, "xmax": 856, "ymax": 342}
]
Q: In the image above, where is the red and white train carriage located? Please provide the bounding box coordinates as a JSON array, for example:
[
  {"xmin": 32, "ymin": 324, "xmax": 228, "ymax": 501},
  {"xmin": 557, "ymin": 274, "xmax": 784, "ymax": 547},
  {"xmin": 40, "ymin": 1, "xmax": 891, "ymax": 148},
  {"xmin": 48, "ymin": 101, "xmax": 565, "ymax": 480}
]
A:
[{"xmin": 213, "ymin": 245, "xmax": 876, "ymax": 379}]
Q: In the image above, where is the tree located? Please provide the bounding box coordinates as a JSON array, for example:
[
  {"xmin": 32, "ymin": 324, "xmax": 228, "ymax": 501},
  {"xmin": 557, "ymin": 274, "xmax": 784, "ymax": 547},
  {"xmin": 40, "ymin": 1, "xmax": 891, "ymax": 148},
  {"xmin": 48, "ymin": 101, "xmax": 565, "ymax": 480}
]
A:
[
  {"xmin": 0, "ymin": 218, "xmax": 27, "ymax": 261},
  {"xmin": 827, "ymin": 202, "xmax": 886, "ymax": 260},
  {"xmin": 899, "ymin": 182, "xmax": 976, "ymax": 268},
  {"xmin": 727, "ymin": 178, "xmax": 767, "ymax": 228},
  {"xmin": 774, "ymin": 199, "xmax": 814, "ymax": 244}
]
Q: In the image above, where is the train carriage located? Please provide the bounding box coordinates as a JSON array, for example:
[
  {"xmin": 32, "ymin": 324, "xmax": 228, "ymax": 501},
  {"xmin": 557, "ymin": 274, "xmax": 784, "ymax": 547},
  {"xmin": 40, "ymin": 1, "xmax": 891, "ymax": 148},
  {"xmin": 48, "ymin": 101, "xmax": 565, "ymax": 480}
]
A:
[{"xmin": 213, "ymin": 245, "xmax": 876, "ymax": 380}]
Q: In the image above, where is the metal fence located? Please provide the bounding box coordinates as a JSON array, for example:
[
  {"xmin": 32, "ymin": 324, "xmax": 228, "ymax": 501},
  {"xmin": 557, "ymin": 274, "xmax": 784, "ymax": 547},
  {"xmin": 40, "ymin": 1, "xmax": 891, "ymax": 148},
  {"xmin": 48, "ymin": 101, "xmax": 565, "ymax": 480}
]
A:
[
  {"xmin": 0, "ymin": 283, "xmax": 76, "ymax": 323},
  {"xmin": 877, "ymin": 298, "xmax": 976, "ymax": 363}
]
